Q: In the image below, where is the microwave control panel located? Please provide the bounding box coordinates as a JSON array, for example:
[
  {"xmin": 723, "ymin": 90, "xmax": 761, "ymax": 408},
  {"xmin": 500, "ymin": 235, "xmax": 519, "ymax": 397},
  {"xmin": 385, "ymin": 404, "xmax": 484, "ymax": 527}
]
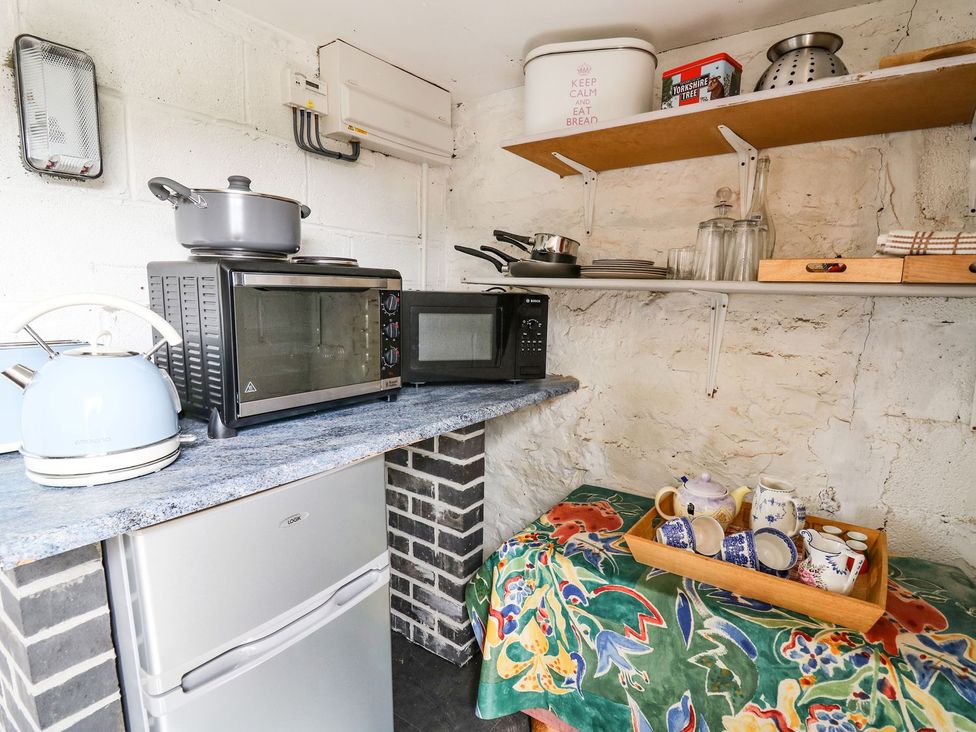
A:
[
  {"xmin": 380, "ymin": 290, "xmax": 401, "ymax": 381},
  {"xmin": 515, "ymin": 295, "xmax": 548, "ymax": 379}
]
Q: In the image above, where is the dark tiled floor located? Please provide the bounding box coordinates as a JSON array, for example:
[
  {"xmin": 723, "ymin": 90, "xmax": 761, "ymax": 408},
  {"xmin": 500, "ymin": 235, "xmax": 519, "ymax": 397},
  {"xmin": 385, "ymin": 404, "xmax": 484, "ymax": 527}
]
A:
[{"xmin": 392, "ymin": 632, "xmax": 530, "ymax": 732}]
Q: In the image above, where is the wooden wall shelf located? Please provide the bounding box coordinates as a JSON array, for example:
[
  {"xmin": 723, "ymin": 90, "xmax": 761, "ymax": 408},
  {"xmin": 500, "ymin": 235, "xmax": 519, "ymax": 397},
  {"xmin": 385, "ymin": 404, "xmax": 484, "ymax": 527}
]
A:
[
  {"xmin": 502, "ymin": 54, "xmax": 976, "ymax": 176},
  {"xmin": 462, "ymin": 276, "xmax": 976, "ymax": 298}
]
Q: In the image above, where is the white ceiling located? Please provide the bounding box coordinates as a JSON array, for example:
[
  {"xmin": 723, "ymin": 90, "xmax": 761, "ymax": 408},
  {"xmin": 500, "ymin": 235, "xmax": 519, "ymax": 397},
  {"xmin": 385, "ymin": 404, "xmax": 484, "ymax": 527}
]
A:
[{"xmin": 225, "ymin": 0, "xmax": 873, "ymax": 100}]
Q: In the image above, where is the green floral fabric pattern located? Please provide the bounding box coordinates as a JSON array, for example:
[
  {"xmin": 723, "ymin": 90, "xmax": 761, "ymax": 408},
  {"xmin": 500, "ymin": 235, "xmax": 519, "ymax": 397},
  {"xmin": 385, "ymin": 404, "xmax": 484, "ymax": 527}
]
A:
[{"xmin": 465, "ymin": 486, "xmax": 976, "ymax": 732}]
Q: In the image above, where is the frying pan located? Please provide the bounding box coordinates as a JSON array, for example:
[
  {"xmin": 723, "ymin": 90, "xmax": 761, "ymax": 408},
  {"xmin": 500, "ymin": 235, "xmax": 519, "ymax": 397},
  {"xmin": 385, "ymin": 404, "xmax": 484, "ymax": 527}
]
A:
[
  {"xmin": 494, "ymin": 229, "xmax": 580, "ymax": 264},
  {"xmin": 454, "ymin": 245, "xmax": 580, "ymax": 278}
]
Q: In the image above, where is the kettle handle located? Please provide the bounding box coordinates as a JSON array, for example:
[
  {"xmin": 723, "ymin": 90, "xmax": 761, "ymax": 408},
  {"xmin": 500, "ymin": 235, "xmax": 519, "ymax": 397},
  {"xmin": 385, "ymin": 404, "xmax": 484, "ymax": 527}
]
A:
[{"xmin": 4, "ymin": 293, "xmax": 183, "ymax": 349}]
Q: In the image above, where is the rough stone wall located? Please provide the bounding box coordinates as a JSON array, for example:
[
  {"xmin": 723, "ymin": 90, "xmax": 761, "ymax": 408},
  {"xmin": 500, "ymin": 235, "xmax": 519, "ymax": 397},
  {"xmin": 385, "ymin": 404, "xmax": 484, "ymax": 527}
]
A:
[
  {"xmin": 443, "ymin": 0, "xmax": 976, "ymax": 575},
  {"xmin": 0, "ymin": 0, "xmax": 448, "ymax": 344}
]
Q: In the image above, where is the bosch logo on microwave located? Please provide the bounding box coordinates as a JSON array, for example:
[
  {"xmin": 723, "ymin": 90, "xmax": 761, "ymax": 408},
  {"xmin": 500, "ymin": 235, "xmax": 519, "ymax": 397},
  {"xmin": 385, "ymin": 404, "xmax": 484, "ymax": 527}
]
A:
[{"xmin": 525, "ymin": 297, "xmax": 542, "ymax": 304}]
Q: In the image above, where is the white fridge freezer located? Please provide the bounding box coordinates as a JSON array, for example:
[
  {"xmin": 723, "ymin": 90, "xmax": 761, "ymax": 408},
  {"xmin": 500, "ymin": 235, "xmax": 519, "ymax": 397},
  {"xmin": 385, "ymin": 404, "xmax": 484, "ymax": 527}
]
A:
[{"xmin": 104, "ymin": 455, "xmax": 394, "ymax": 731}]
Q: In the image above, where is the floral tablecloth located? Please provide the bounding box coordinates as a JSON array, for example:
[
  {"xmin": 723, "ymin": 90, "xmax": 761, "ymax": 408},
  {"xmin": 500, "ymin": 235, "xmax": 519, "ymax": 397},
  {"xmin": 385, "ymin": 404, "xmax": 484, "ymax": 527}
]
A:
[{"xmin": 465, "ymin": 486, "xmax": 976, "ymax": 731}]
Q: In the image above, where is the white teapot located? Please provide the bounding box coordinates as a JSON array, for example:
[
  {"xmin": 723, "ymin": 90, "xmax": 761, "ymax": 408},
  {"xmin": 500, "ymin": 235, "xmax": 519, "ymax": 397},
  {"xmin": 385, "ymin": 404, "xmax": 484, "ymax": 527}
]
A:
[{"xmin": 655, "ymin": 473, "xmax": 750, "ymax": 529}]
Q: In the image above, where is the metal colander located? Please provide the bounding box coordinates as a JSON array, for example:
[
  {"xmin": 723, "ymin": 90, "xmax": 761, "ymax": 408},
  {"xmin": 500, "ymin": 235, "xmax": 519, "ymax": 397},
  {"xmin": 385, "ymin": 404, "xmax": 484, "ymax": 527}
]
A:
[{"xmin": 754, "ymin": 32, "xmax": 848, "ymax": 91}]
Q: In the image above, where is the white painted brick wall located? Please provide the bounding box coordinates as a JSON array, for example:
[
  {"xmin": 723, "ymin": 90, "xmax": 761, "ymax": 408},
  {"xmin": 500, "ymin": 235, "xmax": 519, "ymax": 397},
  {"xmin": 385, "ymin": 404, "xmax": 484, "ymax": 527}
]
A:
[
  {"xmin": 0, "ymin": 0, "xmax": 448, "ymax": 346},
  {"xmin": 443, "ymin": 0, "xmax": 976, "ymax": 575}
]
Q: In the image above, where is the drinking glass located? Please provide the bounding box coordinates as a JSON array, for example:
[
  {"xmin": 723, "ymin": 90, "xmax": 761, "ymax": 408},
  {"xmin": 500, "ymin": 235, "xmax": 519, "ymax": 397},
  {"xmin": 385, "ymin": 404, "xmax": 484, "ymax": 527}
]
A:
[
  {"xmin": 667, "ymin": 246, "xmax": 696, "ymax": 279},
  {"xmin": 694, "ymin": 223, "xmax": 726, "ymax": 281},
  {"xmin": 727, "ymin": 219, "xmax": 761, "ymax": 281}
]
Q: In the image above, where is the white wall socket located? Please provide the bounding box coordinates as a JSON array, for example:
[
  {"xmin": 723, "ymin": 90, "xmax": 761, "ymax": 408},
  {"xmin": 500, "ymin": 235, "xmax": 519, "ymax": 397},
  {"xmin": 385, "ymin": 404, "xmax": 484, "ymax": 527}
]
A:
[{"xmin": 282, "ymin": 69, "xmax": 328, "ymax": 114}]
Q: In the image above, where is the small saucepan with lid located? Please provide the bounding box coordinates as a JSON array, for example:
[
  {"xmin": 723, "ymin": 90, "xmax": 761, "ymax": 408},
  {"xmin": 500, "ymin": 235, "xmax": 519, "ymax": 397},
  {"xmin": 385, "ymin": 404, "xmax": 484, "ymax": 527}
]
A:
[{"xmin": 493, "ymin": 229, "xmax": 580, "ymax": 264}]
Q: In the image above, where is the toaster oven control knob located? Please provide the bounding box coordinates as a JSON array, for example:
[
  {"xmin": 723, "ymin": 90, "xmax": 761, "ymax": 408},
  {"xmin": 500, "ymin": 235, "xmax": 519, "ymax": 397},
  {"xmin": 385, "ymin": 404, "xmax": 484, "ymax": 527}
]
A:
[
  {"xmin": 383, "ymin": 347, "xmax": 400, "ymax": 367},
  {"xmin": 383, "ymin": 322, "xmax": 400, "ymax": 339},
  {"xmin": 382, "ymin": 293, "xmax": 400, "ymax": 314}
]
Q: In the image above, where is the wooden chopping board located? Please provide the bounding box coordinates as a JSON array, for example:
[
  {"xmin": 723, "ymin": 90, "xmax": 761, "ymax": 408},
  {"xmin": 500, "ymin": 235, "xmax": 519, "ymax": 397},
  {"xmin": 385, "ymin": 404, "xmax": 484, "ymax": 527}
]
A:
[{"xmin": 879, "ymin": 39, "xmax": 976, "ymax": 69}]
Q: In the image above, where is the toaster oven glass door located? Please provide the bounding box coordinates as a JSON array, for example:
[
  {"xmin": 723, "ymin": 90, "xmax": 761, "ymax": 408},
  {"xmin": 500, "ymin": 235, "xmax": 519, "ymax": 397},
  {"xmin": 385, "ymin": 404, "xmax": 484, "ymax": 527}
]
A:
[{"xmin": 231, "ymin": 274, "xmax": 395, "ymax": 416}]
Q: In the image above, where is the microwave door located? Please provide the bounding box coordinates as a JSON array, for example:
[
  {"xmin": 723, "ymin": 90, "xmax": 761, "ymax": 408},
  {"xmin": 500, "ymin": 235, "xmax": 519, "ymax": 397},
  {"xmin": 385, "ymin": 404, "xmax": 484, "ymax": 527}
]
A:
[{"xmin": 408, "ymin": 306, "xmax": 503, "ymax": 374}]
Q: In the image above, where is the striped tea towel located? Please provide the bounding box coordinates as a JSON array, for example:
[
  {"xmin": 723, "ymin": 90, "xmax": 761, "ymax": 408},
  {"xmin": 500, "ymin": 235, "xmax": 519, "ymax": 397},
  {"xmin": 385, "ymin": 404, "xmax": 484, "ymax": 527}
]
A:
[{"xmin": 877, "ymin": 230, "xmax": 976, "ymax": 256}]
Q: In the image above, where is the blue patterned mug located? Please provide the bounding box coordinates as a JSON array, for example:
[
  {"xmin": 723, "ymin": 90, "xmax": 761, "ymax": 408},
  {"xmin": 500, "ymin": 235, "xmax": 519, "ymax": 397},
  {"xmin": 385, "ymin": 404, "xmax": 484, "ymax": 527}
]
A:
[
  {"xmin": 656, "ymin": 517, "xmax": 696, "ymax": 552},
  {"xmin": 720, "ymin": 531, "xmax": 758, "ymax": 569}
]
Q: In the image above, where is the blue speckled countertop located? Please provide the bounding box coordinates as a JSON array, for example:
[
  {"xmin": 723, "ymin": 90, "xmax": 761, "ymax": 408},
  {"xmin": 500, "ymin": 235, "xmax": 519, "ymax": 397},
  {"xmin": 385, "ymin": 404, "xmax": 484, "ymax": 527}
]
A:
[{"xmin": 0, "ymin": 376, "xmax": 578, "ymax": 569}]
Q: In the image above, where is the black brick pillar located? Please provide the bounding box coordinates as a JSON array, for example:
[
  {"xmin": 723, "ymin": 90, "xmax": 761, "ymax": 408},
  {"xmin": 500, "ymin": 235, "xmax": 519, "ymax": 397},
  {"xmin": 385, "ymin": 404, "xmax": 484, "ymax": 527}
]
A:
[{"xmin": 384, "ymin": 422, "xmax": 485, "ymax": 665}]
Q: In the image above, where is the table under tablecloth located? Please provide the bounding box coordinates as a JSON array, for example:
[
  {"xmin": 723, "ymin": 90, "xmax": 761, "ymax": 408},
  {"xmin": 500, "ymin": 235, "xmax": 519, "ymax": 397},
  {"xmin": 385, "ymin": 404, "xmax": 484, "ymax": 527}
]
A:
[{"xmin": 465, "ymin": 485, "xmax": 976, "ymax": 731}]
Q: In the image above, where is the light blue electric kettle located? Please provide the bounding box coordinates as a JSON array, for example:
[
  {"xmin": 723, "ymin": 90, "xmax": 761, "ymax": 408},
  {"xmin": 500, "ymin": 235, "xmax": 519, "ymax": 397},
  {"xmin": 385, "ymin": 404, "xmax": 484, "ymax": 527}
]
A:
[{"xmin": 2, "ymin": 294, "xmax": 186, "ymax": 487}]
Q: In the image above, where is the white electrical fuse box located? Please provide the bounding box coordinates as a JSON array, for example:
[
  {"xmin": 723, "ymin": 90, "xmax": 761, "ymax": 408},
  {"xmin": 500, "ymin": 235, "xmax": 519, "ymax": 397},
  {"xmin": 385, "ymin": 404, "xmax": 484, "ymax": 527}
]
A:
[{"xmin": 315, "ymin": 40, "xmax": 452, "ymax": 166}]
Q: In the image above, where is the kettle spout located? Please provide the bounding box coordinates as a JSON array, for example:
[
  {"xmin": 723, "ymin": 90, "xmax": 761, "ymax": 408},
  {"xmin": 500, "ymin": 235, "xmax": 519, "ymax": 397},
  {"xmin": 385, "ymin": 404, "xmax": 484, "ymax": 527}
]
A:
[{"xmin": 2, "ymin": 364, "xmax": 35, "ymax": 391}]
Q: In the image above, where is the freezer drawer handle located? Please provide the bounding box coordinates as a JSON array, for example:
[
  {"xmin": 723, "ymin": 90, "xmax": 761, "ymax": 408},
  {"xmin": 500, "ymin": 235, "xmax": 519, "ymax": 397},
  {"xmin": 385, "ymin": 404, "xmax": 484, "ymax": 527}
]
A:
[{"xmin": 180, "ymin": 568, "xmax": 386, "ymax": 694}]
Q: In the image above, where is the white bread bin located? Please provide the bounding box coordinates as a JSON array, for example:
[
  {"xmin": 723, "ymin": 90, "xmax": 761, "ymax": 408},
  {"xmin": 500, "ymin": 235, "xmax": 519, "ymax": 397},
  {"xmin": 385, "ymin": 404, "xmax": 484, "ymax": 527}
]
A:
[{"xmin": 523, "ymin": 38, "xmax": 657, "ymax": 134}]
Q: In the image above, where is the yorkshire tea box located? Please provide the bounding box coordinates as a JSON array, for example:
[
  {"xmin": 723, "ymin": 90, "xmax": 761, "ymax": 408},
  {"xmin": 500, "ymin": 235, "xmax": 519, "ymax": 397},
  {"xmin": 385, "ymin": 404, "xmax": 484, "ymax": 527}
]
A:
[{"xmin": 661, "ymin": 53, "xmax": 742, "ymax": 109}]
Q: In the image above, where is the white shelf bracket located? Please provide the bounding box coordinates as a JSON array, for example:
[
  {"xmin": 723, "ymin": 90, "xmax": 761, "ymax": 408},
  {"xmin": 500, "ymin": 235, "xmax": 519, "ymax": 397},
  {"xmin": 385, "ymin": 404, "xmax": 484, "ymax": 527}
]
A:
[
  {"xmin": 553, "ymin": 152, "xmax": 598, "ymax": 235},
  {"xmin": 718, "ymin": 125, "xmax": 758, "ymax": 217},
  {"xmin": 969, "ymin": 109, "xmax": 976, "ymax": 216},
  {"xmin": 690, "ymin": 290, "xmax": 729, "ymax": 398}
]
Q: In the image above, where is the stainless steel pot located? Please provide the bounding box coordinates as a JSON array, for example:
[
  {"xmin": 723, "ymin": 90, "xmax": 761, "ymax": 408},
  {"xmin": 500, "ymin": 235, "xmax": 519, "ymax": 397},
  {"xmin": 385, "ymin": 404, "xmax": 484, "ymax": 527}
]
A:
[
  {"xmin": 493, "ymin": 229, "xmax": 580, "ymax": 264},
  {"xmin": 148, "ymin": 175, "xmax": 311, "ymax": 253}
]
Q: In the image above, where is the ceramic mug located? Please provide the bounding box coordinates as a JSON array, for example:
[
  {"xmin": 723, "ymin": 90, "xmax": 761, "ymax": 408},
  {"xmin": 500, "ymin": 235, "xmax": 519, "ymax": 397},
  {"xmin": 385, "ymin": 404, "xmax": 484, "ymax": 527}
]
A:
[
  {"xmin": 691, "ymin": 516, "xmax": 723, "ymax": 557},
  {"xmin": 720, "ymin": 531, "xmax": 758, "ymax": 570},
  {"xmin": 657, "ymin": 517, "xmax": 695, "ymax": 552},
  {"xmin": 754, "ymin": 527, "xmax": 798, "ymax": 575},
  {"xmin": 846, "ymin": 539, "xmax": 871, "ymax": 573}
]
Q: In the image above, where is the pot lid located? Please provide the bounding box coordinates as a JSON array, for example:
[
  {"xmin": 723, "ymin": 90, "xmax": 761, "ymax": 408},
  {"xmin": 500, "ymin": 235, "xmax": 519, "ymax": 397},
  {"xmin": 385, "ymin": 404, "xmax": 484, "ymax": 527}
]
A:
[
  {"xmin": 684, "ymin": 472, "xmax": 727, "ymax": 497},
  {"xmin": 525, "ymin": 37, "xmax": 657, "ymax": 67},
  {"xmin": 191, "ymin": 176, "xmax": 304, "ymax": 206}
]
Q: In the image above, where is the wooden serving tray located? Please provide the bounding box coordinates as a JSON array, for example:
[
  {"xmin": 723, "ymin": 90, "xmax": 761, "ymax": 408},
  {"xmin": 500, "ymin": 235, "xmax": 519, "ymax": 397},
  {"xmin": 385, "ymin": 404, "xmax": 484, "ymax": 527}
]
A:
[
  {"xmin": 624, "ymin": 502, "xmax": 888, "ymax": 632},
  {"xmin": 758, "ymin": 258, "xmax": 904, "ymax": 283},
  {"xmin": 902, "ymin": 254, "xmax": 976, "ymax": 284}
]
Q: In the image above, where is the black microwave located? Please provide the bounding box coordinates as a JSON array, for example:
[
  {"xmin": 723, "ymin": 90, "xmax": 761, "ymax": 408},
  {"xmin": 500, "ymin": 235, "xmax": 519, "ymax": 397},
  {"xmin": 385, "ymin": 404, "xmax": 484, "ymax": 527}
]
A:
[{"xmin": 400, "ymin": 291, "xmax": 548, "ymax": 383}]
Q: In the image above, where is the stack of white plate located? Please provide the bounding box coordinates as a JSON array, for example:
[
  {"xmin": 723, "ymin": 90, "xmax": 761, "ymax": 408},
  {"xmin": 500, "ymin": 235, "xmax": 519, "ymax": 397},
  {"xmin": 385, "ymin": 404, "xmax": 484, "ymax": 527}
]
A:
[{"xmin": 581, "ymin": 259, "xmax": 667, "ymax": 279}]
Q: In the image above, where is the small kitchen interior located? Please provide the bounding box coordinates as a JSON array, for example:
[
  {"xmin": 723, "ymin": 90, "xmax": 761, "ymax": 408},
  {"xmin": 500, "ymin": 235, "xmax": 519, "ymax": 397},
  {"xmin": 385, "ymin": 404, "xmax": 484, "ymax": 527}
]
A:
[{"xmin": 1, "ymin": 0, "xmax": 975, "ymax": 730}]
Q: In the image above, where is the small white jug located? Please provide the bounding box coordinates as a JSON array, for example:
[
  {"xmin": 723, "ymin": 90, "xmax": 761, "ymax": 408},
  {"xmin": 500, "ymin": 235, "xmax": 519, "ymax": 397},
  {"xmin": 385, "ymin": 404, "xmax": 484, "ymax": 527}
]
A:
[
  {"xmin": 797, "ymin": 528, "xmax": 865, "ymax": 595},
  {"xmin": 750, "ymin": 475, "xmax": 806, "ymax": 537}
]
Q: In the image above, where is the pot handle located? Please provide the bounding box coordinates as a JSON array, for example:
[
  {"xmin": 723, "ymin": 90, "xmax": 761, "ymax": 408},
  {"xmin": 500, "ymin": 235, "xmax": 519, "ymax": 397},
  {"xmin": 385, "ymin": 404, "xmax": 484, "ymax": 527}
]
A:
[
  {"xmin": 4, "ymin": 293, "xmax": 183, "ymax": 349},
  {"xmin": 147, "ymin": 177, "xmax": 207, "ymax": 209},
  {"xmin": 300, "ymin": 204, "xmax": 311, "ymax": 219},
  {"xmin": 493, "ymin": 230, "xmax": 532, "ymax": 252},
  {"xmin": 480, "ymin": 245, "xmax": 519, "ymax": 264},
  {"xmin": 454, "ymin": 245, "xmax": 504, "ymax": 273}
]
